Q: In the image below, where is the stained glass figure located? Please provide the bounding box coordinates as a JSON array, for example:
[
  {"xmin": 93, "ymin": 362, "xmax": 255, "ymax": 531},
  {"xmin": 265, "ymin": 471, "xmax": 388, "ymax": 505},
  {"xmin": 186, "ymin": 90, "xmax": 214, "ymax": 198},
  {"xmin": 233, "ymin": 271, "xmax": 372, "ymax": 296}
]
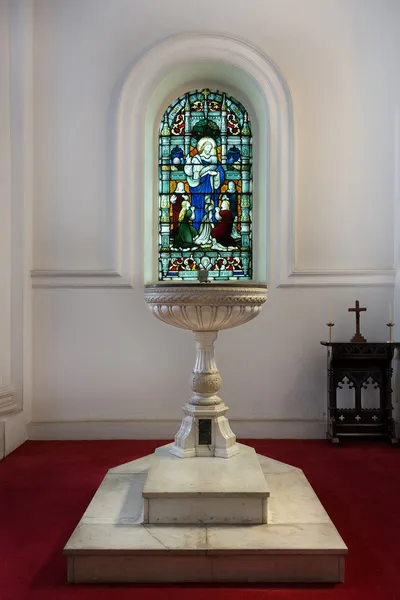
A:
[{"xmin": 158, "ymin": 88, "xmax": 253, "ymax": 280}]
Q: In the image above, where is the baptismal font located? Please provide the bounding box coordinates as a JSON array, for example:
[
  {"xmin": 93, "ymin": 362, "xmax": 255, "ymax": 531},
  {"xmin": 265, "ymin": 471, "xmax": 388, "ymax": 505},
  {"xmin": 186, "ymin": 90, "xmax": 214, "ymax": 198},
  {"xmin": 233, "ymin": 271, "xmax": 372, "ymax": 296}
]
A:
[
  {"xmin": 64, "ymin": 278, "xmax": 347, "ymax": 584},
  {"xmin": 144, "ymin": 278, "xmax": 267, "ymax": 459}
]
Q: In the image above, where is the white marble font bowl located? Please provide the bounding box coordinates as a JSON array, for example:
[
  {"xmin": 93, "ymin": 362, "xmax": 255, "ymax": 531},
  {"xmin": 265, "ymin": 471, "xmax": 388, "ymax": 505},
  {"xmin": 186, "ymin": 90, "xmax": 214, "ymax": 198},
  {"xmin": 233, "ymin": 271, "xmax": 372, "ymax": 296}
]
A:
[{"xmin": 144, "ymin": 283, "xmax": 268, "ymax": 331}]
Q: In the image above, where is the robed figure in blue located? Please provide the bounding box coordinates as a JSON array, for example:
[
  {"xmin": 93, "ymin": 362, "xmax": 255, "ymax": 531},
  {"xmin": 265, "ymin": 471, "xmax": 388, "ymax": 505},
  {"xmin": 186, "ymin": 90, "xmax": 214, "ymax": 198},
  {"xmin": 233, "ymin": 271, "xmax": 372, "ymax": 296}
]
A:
[{"xmin": 184, "ymin": 137, "xmax": 225, "ymax": 231}]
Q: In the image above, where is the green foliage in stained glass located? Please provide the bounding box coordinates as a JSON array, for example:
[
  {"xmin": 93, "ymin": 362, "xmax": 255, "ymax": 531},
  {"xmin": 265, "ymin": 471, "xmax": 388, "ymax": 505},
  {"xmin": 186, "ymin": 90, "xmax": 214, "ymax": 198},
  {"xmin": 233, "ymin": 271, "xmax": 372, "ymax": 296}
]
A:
[{"xmin": 158, "ymin": 88, "xmax": 253, "ymax": 281}]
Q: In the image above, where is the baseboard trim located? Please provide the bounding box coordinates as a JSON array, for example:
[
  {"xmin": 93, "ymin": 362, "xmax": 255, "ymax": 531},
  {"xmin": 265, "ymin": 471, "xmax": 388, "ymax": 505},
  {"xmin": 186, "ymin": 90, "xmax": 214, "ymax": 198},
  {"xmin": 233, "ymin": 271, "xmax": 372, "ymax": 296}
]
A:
[{"xmin": 27, "ymin": 419, "xmax": 327, "ymax": 440}]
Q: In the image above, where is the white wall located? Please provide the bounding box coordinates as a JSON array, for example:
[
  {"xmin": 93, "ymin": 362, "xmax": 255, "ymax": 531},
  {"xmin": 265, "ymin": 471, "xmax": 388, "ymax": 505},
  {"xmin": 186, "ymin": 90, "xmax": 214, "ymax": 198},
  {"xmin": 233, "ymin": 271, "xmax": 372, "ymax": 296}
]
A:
[
  {"xmin": 0, "ymin": 0, "xmax": 33, "ymax": 457},
  {"xmin": 0, "ymin": 0, "xmax": 12, "ymax": 389},
  {"xmin": 28, "ymin": 0, "xmax": 400, "ymax": 438}
]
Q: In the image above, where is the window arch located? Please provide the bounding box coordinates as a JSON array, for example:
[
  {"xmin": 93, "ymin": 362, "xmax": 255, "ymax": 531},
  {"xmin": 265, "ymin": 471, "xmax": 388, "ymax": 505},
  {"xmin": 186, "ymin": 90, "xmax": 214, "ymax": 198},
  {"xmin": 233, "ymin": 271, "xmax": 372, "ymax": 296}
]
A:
[
  {"xmin": 158, "ymin": 88, "xmax": 253, "ymax": 281},
  {"xmin": 115, "ymin": 34, "xmax": 293, "ymax": 286}
]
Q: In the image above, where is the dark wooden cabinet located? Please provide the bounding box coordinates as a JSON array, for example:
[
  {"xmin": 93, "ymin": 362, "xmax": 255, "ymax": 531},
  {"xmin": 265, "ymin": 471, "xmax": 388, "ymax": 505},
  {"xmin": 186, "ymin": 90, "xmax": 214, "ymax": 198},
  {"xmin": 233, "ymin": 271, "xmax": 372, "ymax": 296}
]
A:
[{"xmin": 321, "ymin": 342, "xmax": 400, "ymax": 443}]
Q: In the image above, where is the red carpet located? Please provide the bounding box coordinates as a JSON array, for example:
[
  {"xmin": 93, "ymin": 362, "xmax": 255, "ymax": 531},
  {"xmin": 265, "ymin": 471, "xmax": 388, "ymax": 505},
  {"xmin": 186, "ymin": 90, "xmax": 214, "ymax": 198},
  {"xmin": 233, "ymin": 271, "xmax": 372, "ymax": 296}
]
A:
[{"xmin": 1, "ymin": 439, "xmax": 400, "ymax": 600}]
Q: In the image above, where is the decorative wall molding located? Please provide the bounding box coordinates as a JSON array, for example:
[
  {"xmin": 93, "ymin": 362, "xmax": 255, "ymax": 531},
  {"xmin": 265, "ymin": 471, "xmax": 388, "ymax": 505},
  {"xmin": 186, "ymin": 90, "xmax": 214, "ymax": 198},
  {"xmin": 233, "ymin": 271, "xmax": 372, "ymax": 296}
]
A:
[
  {"xmin": 0, "ymin": 410, "xmax": 27, "ymax": 459},
  {"xmin": 30, "ymin": 269, "xmax": 396, "ymax": 289},
  {"xmin": 31, "ymin": 269, "xmax": 132, "ymax": 289},
  {"xmin": 279, "ymin": 269, "xmax": 396, "ymax": 288},
  {"xmin": 0, "ymin": 385, "xmax": 16, "ymax": 416},
  {"xmin": 27, "ymin": 418, "xmax": 327, "ymax": 440},
  {"xmin": 30, "ymin": 268, "xmax": 395, "ymax": 289}
]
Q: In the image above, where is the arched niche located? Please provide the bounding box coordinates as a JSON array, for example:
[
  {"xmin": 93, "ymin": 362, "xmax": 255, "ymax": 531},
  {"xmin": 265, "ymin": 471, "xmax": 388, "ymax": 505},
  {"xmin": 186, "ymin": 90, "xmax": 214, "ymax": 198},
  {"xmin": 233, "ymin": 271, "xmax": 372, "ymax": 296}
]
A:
[{"xmin": 115, "ymin": 33, "xmax": 294, "ymax": 286}]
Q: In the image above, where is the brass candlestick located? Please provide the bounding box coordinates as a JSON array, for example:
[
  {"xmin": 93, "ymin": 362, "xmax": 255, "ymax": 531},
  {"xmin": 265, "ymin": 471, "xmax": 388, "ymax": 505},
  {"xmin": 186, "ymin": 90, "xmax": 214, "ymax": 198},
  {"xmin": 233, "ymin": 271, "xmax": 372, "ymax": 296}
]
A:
[
  {"xmin": 386, "ymin": 322, "xmax": 394, "ymax": 343},
  {"xmin": 326, "ymin": 322, "xmax": 335, "ymax": 343}
]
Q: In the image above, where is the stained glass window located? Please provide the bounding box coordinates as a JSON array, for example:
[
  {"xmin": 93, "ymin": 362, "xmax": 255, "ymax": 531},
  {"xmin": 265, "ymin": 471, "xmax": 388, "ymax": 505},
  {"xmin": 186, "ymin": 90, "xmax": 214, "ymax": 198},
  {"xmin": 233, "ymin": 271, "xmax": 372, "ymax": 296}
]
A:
[{"xmin": 158, "ymin": 88, "xmax": 253, "ymax": 281}]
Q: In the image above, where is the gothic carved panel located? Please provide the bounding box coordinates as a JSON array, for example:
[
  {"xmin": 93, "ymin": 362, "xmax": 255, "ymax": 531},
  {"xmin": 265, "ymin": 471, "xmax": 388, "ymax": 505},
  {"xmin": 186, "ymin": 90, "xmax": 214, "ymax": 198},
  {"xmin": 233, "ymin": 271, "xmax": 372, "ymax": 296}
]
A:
[
  {"xmin": 361, "ymin": 376, "xmax": 380, "ymax": 410},
  {"xmin": 336, "ymin": 376, "xmax": 355, "ymax": 410}
]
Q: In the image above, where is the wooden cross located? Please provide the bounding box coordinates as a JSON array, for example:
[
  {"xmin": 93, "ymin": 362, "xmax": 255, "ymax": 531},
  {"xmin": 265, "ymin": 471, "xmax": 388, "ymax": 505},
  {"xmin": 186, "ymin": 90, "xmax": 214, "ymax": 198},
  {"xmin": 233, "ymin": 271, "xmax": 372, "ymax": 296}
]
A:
[{"xmin": 348, "ymin": 300, "xmax": 367, "ymax": 342}]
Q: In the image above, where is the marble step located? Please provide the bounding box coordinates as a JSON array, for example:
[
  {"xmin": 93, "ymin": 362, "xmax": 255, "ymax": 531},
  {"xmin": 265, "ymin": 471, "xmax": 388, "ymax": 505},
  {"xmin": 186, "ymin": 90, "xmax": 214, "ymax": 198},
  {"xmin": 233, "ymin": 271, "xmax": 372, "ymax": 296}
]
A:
[
  {"xmin": 142, "ymin": 444, "xmax": 270, "ymax": 524},
  {"xmin": 66, "ymin": 527, "xmax": 346, "ymax": 584},
  {"xmin": 64, "ymin": 446, "xmax": 347, "ymax": 584}
]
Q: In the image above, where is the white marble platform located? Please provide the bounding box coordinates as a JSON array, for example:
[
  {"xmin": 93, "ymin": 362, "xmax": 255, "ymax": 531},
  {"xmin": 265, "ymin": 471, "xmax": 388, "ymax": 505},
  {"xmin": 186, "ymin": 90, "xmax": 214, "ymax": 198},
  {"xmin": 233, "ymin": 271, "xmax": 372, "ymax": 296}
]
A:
[
  {"xmin": 64, "ymin": 445, "xmax": 347, "ymax": 583},
  {"xmin": 143, "ymin": 444, "xmax": 269, "ymax": 524}
]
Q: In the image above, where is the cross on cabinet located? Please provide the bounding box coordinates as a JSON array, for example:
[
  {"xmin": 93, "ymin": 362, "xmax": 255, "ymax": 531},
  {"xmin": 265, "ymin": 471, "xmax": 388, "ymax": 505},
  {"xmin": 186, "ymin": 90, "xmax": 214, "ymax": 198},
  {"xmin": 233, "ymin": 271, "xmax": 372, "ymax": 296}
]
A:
[{"xmin": 321, "ymin": 342, "xmax": 400, "ymax": 443}]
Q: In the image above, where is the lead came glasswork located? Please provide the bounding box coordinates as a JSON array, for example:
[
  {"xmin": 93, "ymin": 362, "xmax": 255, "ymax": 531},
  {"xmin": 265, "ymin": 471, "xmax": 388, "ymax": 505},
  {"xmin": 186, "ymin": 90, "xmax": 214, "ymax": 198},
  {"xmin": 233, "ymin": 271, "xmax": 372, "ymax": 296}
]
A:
[{"xmin": 158, "ymin": 88, "xmax": 253, "ymax": 281}]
